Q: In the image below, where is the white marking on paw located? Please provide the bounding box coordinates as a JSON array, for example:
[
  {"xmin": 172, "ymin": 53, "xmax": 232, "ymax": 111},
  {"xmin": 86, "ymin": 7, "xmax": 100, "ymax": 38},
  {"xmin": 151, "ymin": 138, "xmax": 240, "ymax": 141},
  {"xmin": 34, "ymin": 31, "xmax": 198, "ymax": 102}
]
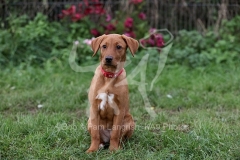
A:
[
  {"xmin": 96, "ymin": 93, "xmax": 107, "ymax": 110},
  {"xmin": 99, "ymin": 143, "xmax": 104, "ymax": 149}
]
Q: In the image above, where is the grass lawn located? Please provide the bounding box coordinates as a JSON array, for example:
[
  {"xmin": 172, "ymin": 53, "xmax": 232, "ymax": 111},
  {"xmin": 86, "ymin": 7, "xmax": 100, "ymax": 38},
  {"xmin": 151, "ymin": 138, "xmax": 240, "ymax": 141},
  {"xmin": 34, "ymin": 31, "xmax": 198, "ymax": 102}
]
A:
[{"xmin": 0, "ymin": 61, "xmax": 239, "ymax": 159}]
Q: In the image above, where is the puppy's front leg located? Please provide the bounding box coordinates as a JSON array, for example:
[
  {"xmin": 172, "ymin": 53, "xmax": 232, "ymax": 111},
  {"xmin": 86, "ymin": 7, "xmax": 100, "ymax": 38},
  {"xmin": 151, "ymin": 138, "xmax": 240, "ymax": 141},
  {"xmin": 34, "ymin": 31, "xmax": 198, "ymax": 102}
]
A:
[
  {"xmin": 109, "ymin": 113, "xmax": 124, "ymax": 151},
  {"xmin": 86, "ymin": 102, "xmax": 100, "ymax": 153}
]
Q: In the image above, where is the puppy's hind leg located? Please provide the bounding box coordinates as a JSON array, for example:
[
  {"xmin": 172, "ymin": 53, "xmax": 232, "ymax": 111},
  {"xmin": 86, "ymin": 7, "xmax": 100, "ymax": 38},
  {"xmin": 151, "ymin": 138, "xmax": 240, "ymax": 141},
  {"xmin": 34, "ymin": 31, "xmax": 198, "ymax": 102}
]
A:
[{"xmin": 120, "ymin": 114, "xmax": 135, "ymax": 144}]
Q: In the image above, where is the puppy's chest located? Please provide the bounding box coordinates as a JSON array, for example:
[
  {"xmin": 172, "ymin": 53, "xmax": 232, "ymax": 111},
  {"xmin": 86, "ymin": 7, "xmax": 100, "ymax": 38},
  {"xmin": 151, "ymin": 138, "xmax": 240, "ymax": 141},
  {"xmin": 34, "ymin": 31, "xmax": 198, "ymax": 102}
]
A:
[{"xmin": 96, "ymin": 93, "xmax": 120, "ymax": 119}]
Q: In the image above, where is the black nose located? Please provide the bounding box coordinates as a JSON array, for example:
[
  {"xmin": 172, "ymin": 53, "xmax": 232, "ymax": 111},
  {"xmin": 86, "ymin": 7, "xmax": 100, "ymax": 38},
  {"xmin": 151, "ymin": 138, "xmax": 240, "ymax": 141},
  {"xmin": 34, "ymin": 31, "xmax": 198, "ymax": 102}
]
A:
[{"xmin": 105, "ymin": 56, "xmax": 113, "ymax": 63}]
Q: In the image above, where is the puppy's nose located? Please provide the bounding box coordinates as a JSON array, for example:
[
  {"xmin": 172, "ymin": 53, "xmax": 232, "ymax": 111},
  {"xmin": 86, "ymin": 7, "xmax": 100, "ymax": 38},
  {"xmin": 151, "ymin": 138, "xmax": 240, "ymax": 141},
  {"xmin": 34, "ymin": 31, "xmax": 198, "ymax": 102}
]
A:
[{"xmin": 105, "ymin": 56, "xmax": 113, "ymax": 63}]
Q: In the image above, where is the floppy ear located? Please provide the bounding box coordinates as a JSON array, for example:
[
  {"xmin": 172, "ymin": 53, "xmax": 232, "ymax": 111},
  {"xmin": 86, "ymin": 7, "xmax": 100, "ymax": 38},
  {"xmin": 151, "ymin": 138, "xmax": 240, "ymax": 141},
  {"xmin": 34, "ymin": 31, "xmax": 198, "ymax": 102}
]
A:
[
  {"xmin": 122, "ymin": 35, "xmax": 139, "ymax": 57},
  {"xmin": 91, "ymin": 34, "xmax": 106, "ymax": 57}
]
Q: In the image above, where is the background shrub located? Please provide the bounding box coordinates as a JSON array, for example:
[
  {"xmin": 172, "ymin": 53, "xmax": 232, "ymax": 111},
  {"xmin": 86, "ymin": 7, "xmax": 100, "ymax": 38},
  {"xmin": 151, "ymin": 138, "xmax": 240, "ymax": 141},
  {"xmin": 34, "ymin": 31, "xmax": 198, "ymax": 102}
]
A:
[
  {"xmin": 0, "ymin": 13, "xmax": 92, "ymax": 67},
  {"xmin": 0, "ymin": 11, "xmax": 239, "ymax": 68},
  {"xmin": 169, "ymin": 16, "xmax": 240, "ymax": 67}
]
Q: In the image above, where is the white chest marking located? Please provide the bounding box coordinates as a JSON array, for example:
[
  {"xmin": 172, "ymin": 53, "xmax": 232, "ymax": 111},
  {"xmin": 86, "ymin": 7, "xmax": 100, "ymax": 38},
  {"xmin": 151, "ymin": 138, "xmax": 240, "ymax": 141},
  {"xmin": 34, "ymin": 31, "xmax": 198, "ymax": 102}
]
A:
[
  {"xmin": 96, "ymin": 93, "xmax": 115, "ymax": 111},
  {"xmin": 96, "ymin": 93, "xmax": 107, "ymax": 110},
  {"xmin": 108, "ymin": 94, "xmax": 114, "ymax": 104}
]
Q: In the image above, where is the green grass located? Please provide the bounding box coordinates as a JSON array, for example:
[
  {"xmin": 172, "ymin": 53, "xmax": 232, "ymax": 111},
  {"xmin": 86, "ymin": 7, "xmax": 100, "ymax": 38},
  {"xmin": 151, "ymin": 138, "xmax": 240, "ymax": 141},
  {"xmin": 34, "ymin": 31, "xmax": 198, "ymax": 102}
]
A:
[{"xmin": 0, "ymin": 62, "xmax": 240, "ymax": 159}]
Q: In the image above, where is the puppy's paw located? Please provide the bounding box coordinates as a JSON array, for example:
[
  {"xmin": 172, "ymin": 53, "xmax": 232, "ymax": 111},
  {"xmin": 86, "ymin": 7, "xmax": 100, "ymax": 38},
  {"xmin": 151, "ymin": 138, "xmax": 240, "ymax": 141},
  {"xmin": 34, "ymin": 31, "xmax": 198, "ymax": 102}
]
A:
[
  {"xmin": 86, "ymin": 147, "xmax": 98, "ymax": 153},
  {"xmin": 86, "ymin": 149, "xmax": 94, "ymax": 153},
  {"xmin": 109, "ymin": 144, "xmax": 120, "ymax": 152}
]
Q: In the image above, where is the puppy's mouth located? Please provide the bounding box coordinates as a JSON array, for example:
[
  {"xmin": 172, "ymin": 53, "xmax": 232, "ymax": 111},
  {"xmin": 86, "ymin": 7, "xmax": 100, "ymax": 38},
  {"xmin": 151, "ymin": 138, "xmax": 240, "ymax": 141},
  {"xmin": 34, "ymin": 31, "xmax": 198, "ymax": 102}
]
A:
[
  {"xmin": 104, "ymin": 63, "xmax": 117, "ymax": 68},
  {"xmin": 104, "ymin": 63, "xmax": 114, "ymax": 66}
]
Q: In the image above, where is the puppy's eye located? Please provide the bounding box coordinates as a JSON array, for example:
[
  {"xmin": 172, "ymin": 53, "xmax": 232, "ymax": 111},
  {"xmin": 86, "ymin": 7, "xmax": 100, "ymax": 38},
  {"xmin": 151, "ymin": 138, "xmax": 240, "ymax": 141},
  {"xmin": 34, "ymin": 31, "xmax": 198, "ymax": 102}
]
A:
[
  {"xmin": 116, "ymin": 45, "xmax": 122, "ymax": 49},
  {"xmin": 102, "ymin": 45, "xmax": 107, "ymax": 49}
]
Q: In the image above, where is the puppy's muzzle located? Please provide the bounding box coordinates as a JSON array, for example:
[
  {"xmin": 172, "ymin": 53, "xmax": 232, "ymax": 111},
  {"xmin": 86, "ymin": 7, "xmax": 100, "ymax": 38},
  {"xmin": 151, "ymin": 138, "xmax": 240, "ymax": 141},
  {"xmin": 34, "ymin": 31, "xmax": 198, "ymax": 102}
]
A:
[{"xmin": 105, "ymin": 55, "xmax": 113, "ymax": 64}]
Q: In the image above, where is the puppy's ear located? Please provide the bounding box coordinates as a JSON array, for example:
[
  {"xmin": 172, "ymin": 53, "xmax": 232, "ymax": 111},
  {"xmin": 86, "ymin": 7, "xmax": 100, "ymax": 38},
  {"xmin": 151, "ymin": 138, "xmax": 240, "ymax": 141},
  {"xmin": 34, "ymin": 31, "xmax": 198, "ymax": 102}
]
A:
[
  {"xmin": 122, "ymin": 35, "xmax": 139, "ymax": 57},
  {"xmin": 91, "ymin": 35, "xmax": 106, "ymax": 57}
]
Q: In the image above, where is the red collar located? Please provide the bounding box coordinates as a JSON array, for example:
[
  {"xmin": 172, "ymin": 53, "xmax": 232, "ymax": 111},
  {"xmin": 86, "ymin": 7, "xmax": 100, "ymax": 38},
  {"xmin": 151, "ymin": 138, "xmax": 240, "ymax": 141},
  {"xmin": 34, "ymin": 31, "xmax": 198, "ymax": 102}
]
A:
[{"xmin": 101, "ymin": 67, "xmax": 124, "ymax": 78}]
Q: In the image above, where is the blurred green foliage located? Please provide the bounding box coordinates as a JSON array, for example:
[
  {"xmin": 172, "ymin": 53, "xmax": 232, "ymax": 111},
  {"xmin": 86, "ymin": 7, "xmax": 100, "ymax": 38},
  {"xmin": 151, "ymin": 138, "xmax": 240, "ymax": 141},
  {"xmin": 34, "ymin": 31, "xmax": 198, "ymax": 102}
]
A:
[
  {"xmin": 0, "ymin": 13, "xmax": 92, "ymax": 67},
  {"xmin": 170, "ymin": 16, "xmax": 240, "ymax": 67},
  {"xmin": 0, "ymin": 14, "xmax": 239, "ymax": 68}
]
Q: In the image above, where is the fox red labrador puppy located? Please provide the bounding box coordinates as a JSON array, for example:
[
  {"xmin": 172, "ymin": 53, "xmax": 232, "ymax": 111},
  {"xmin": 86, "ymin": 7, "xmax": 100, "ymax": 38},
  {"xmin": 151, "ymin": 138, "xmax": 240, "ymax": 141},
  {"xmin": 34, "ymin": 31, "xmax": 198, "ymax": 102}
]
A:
[{"xmin": 86, "ymin": 34, "xmax": 139, "ymax": 153}]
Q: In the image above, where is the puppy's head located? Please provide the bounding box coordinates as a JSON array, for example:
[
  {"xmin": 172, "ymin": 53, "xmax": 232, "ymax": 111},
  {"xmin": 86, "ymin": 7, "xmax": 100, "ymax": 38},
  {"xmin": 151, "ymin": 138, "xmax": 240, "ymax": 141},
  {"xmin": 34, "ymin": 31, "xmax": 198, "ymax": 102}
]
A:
[{"xmin": 91, "ymin": 34, "xmax": 139, "ymax": 72}]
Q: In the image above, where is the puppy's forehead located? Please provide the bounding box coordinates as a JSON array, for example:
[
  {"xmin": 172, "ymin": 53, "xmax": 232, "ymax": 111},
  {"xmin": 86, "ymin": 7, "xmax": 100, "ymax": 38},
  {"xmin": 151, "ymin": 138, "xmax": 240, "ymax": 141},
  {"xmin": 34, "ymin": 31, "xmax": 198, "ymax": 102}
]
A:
[{"xmin": 101, "ymin": 35, "xmax": 126, "ymax": 46}]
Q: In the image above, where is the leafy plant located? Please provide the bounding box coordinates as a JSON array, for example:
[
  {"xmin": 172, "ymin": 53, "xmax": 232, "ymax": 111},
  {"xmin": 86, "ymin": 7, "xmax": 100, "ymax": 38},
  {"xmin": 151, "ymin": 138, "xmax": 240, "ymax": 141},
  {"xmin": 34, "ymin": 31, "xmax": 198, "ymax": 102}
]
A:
[
  {"xmin": 169, "ymin": 16, "xmax": 240, "ymax": 67},
  {"xmin": 59, "ymin": 0, "xmax": 149, "ymax": 39},
  {"xmin": 0, "ymin": 13, "xmax": 92, "ymax": 67},
  {"xmin": 1, "ymin": 5, "xmax": 239, "ymax": 68}
]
